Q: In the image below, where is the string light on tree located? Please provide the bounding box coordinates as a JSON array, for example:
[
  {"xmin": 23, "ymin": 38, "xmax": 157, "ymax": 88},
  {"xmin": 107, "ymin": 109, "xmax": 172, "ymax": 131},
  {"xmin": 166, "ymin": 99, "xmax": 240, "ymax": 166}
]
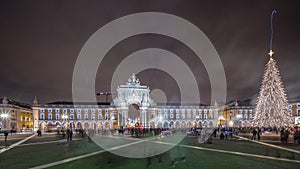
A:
[{"xmin": 253, "ymin": 10, "xmax": 293, "ymax": 128}]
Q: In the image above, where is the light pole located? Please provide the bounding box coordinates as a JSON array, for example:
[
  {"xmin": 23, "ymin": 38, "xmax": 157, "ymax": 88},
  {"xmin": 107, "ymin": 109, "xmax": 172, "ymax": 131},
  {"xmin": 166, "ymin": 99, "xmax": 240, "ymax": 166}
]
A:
[
  {"xmin": 62, "ymin": 114, "xmax": 68, "ymax": 128},
  {"xmin": 1, "ymin": 113, "xmax": 9, "ymax": 130}
]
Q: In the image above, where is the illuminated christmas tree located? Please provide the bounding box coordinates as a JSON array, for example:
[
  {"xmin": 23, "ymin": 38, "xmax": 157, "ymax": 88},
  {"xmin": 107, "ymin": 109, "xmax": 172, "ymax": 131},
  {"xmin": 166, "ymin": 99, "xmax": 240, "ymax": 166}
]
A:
[
  {"xmin": 253, "ymin": 54, "xmax": 292, "ymax": 127},
  {"xmin": 253, "ymin": 10, "xmax": 293, "ymax": 128}
]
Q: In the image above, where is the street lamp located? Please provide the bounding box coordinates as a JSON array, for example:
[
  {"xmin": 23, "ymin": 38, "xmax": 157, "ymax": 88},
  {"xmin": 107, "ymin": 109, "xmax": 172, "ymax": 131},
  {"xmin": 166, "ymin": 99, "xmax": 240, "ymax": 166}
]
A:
[
  {"xmin": 236, "ymin": 114, "xmax": 242, "ymax": 127},
  {"xmin": 196, "ymin": 115, "xmax": 199, "ymax": 127},
  {"xmin": 1, "ymin": 113, "xmax": 9, "ymax": 129}
]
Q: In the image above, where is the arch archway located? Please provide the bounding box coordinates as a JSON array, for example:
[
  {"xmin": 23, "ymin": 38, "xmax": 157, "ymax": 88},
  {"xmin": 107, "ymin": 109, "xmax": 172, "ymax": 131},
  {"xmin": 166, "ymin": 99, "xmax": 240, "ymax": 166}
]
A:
[
  {"xmin": 163, "ymin": 121, "xmax": 168, "ymax": 128},
  {"xmin": 175, "ymin": 121, "xmax": 180, "ymax": 129},
  {"xmin": 128, "ymin": 104, "xmax": 140, "ymax": 123},
  {"xmin": 203, "ymin": 121, "xmax": 208, "ymax": 128},
  {"xmin": 181, "ymin": 121, "xmax": 186, "ymax": 128},
  {"xmin": 187, "ymin": 121, "xmax": 192, "ymax": 128},
  {"xmin": 157, "ymin": 121, "xmax": 162, "ymax": 128},
  {"xmin": 149, "ymin": 121, "xmax": 155, "ymax": 128},
  {"xmin": 77, "ymin": 122, "xmax": 82, "ymax": 129},
  {"xmin": 169, "ymin": 121, "xmax": 174, "ymax": 128},
  {"xmin": 104, "ymin": 122, "xmax": 110, "ymax": 129},
  {"xmin": 69, "ymin": 122, "xmax": 75, "ymax": 129},
  {"xmin": 39, "ymin": 122, "xmax": 46, "ymax": 130},
  {"xmin": 84, "ymin": 122, "xmax": 90, "ymax": 129},
  {"xmin": 97, "ymin": 122, "xmax": 103, "ymax": 129},
  {"xmin": 209, "ymin": 121, "xmax": 214, "ymax": 128}
]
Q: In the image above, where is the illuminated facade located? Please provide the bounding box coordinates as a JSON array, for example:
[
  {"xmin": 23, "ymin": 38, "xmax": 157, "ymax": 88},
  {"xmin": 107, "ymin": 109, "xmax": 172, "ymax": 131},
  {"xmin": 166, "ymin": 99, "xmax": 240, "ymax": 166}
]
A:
[
  {"xmin": 0, "ymin": 97, "xmax": 33, "ymax": 130},
  {"xmin": 2, "ymin": 75, "xmax": 300, "ymax": 132}
]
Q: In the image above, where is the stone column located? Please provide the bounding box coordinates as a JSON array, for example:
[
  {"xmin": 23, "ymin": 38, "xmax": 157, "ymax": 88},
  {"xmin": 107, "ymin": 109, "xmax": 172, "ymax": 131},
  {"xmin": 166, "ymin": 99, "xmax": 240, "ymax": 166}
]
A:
[{"xmin": 32, "ymin": 107, "xmax": 39, "ymax": 133}]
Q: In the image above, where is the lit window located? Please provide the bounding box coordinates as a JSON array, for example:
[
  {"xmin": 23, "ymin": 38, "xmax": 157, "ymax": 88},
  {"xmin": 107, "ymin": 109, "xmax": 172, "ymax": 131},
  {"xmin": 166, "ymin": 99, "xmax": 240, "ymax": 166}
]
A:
[
  {"xmin": 164, "ymin": 114, "xmax": 168, "ymax": 119},
  {"xmin": 40, "ymin": 113, "xmax": 44, "ymax": 120},
  {"xmin": 70, "ymin": 114, "xmax": 74, "ymax": 120}
]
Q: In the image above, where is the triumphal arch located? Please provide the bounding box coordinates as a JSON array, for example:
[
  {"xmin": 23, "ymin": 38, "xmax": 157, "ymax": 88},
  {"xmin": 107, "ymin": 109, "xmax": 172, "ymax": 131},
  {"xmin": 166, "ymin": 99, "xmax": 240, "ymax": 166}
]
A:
[{"xmin": 113, "ymin": 74, "xmax": 156, "ymax": 128}]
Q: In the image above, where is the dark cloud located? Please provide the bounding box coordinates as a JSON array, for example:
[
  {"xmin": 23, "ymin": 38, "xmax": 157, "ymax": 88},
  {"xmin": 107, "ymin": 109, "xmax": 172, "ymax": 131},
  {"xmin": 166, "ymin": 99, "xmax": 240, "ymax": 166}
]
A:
[{"xmin": 0, "ymin": 0, "xmax": 300, "ymax": 105}]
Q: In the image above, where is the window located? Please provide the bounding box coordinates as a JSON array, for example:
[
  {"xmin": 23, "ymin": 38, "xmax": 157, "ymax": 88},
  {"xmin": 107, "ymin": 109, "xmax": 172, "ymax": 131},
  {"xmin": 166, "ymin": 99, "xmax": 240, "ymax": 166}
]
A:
[
  {"xmin": 105, "ymin": 114, "xmax": 108, "ymax": 120},
  {"xmin": 70, "ymin": 114, "xmax": 74, "ymax": 120},
  {"xmin": 63, "ymin": 109, "xmax": 67, "ymax": 113},
  {"xmin": 48, "ymin": 114, "xmax": 52, "ymax": 120},
  {"xmin": 85, "ymin": 109, "xmax": 88, "ymax": 113},
  {"xmin": 40, "ymin": 114, "xmax": 44, "ymax": 120},
  {"xmin": 70, "ymin": 109, "xmax": 74, "ymax": 113},
  {"xmin": 244, "ymin": 114, "xmax": 248, "ymax": 120},
  {"xmin": 48, "ymin": 108, "xmax": 52, "ymax": 113},
  {"xmin": 181, "ymin": 113, "xmax": 185, "ymax": 119},
  {"xmin": 56, "ymin": 114, "xmax": 60, "ymax": 120},
  {"xmin": 209, "ymin": 113, "xmax": 212, "ymax": 119},
  {"xmin": 297, "ymin": 110, "xmax": 300, "ymax": 116},
  {"xmin": 41, "ymin": 108, "xmax": 45, "ymax": 113},
  {"xmin": 170, "ymin": 113, "xmax": 174, "ymax": 119},
  {"xmin": 204, "ymin": 114, "xmax": 207, "ymax": 120},
  {"xmin": 105, "ymin": 109, "xmax": 108, "ymax": 113},
  {"xmin": 98, "ymin": 114, "xmax": 102, "ymax": 120},
  {"xmin": 164, "ymin": 114, "xmax": 168, "ymax": 120},
  {"xmin": 56, "ymin": 108, "xmax": 60, "ymax": 113},
  {"xmin": 85, "ymin": 114, "xmax": 88, "ymax": 120},
  {"xmin": 77, "ymin": 109, "xmax": 81, "ymax": 113},
  {"xmin": 77, "ymin": 114, "xmax": 81, "ymax": 120},
  {"xmin": 187, "ymin": 113, "xmax": 191, "ymax": 119},
  {"xmin": 98, "ymin": 109, "xmax": 102, "ymax": 113},
  {"xmin": 92, "ymin": 114, "xmax": 95, "ymax": 120},
  {"xmin": 176, "ymin": 113, "xmax": 180, "ymax": 119}
]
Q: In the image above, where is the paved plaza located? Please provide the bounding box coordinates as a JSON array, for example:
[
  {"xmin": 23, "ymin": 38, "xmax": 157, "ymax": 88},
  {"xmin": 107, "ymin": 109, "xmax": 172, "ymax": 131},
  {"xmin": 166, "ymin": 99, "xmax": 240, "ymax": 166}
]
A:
[{"xmin": 1, "ymin": 131, "xmax": 300, "ymax": 169}]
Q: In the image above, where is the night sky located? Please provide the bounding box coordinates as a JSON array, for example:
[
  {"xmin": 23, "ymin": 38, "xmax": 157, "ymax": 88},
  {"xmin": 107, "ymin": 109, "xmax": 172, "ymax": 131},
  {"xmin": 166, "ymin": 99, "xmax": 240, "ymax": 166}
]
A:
[{"xmin": 1, "ymin": 0, "xmax": 300, "ymax": 105}]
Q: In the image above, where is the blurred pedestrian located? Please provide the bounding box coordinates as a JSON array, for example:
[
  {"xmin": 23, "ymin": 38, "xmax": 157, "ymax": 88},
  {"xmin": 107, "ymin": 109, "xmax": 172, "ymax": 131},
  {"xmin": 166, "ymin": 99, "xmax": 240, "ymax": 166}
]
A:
[
  {"xmin": 4, "ymin": 130, "xmax": 9, "ymax": 147},
  {"xmin": 251, "ymin": 129, "xmax": 257, "ymax": 140}
]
